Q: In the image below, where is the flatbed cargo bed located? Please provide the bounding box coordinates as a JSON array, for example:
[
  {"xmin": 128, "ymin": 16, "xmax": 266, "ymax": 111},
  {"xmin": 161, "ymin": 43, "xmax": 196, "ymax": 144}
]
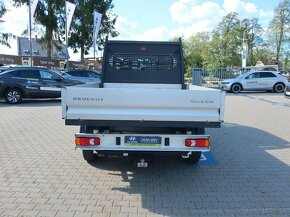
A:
[
  {"xmin": 62, "ymin": 84, "xmax": 225, "ymax": 128},
  {"xmin": 62, "ymin": 38, "xmax": 225, "ymax": 165}
]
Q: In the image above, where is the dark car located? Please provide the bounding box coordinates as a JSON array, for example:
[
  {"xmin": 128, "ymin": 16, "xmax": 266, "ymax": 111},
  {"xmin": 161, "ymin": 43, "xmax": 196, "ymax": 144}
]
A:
[
  {"xmin": 0, "ymin": 67, "xmax": 83, "ymax": 104},
  {"xmin": 62, "ymin": 70, "xmax": 101, "ymax": 84},
  {"xmin": 284, "ymin": 82, "xmax": 290, "ymax": 99}
]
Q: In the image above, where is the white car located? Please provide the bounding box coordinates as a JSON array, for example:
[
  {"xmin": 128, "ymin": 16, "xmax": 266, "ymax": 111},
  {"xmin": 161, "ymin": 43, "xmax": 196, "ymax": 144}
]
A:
[{"xmin": 221, "ymin": 71, "xmax": 288, "ymax": 93}]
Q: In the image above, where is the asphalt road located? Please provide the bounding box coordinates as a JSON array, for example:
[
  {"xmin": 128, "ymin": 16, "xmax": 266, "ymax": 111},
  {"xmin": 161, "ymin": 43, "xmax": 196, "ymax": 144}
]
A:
[{"xmin": 0, "ymin": 92, "xmax": 289, "ymax": 217}]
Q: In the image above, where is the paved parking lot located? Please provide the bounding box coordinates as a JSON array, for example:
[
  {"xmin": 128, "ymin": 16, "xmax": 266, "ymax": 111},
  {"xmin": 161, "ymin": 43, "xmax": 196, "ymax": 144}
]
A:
[{"xmin": 0, "ymin": 93, "xmax": 290, "ymax": 217}]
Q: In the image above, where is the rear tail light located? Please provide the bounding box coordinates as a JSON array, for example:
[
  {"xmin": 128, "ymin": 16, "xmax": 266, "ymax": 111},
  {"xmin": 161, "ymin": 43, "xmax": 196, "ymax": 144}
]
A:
[
  {"xmin": 75, "ymin": 137, "xmax": 100, "ymax": 146},
  {"xmin": 185, "ymin": 138, "xmax": 209, "ymax": 147}
]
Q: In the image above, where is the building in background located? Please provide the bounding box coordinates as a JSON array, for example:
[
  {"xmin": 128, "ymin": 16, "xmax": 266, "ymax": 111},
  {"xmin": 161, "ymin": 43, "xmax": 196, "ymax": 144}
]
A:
[{"xmin": 0, "ymin": 36, "xmax": 95, "ymax": 70}]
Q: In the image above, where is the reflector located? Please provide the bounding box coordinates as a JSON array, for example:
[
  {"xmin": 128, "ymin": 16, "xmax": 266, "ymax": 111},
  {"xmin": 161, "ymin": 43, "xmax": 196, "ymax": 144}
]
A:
[
  {"xmin": 185, "ymin": 139, "xmax": 209, "ymax": 147},
  {"xmin": 75, "ymin": 137, "xmax": 100, "ymax": 146}
]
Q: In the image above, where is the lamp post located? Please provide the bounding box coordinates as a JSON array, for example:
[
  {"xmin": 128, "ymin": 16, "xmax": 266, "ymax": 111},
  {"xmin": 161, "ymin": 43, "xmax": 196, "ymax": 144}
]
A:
[
  {"xmin": 28, "ymin": 0, "xmax": 33, "ymax": 66},
  {"xmin": 65, "ymin": 1, "xmax": 69, "ymax": 70},
  {"xmin": 241, "ymin": 26, "xmax": 252, "ymax": 68}
]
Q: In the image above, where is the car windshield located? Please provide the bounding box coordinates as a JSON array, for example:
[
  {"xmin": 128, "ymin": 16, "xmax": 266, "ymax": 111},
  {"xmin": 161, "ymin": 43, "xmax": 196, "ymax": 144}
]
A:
[
  {"xmin": 236, "ymin": 70, "xmax": 256, "ymax": 79},
  {"xmin": 0, "ymin": 69, "xmax": 15, "ymax": 75},
  {"xmin": 51, "ymin": 70, "xmax": 63, "ymax": 76},
  {"xmin": 236, "ymin": 74, "xmax": 244, "ymax": 79}
]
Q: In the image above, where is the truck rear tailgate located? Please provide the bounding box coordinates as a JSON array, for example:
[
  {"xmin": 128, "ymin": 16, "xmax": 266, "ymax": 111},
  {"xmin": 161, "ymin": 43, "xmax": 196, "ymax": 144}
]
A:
[{"xmin": 62, "ymin": 85, "xmax": 225, "ymax": 127}]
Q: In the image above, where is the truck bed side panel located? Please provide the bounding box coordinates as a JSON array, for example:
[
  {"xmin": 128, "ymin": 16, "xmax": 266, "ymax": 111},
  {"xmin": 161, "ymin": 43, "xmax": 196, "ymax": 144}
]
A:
[{"xmin": 63, "ymin": 86, "xmax": 224, "ymax": 125}]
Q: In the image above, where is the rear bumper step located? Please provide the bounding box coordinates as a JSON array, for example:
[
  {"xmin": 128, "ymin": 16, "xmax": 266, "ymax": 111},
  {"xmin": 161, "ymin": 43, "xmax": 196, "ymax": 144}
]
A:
[
  {"xmin": 75, "ymin": 133, "xmax": 210, "ymax": 152},
  {"xmin": 91, "ymin": 150, "xmax": 201, "ymax": 157}
]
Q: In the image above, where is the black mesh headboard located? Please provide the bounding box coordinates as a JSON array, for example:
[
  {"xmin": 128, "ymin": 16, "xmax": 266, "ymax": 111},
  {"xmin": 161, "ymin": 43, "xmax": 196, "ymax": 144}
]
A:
[{"xmin": 101, "ymin": 39, "xmax": 185, "ymax": 84}]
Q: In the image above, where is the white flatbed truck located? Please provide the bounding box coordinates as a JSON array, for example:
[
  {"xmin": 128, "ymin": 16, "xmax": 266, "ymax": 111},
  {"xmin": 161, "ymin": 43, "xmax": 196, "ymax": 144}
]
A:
[{"xmin": 62, "ymin": 39, "xmax": 225, "ymax": 166}]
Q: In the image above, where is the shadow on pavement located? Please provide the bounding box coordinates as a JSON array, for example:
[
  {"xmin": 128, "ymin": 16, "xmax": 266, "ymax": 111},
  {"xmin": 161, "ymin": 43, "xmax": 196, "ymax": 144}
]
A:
[
  {"xmin": 0, "ymin": 98, "xmax": 61, "ymax": 107},
  {"xmin": 88, "ymin": 123, "xmax": 290, "ymax": 216},
  {"xmin": 237, "ymin": 93, "xmax": 289, "ymax": 107},
  {"xmin": 227, "ymin": 90, "xmax": 284, "ymax": 94}
]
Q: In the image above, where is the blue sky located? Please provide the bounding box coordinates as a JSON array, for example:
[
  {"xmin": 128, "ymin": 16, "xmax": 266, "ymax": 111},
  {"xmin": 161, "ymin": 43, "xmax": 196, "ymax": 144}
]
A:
[
  {"xmin": 112, "ymin": 0, "xmax": 279, "ymax": 41},
  {"xmin": 0, "ymin": 0, "xmax": 282, "ymax": 60}
]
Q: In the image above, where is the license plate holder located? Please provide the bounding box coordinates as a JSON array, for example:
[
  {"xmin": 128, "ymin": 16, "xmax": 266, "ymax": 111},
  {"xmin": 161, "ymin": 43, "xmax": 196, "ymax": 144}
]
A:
[{"xmin": 124, "ymin": 136, "xmax": 162, "ymax": 147}]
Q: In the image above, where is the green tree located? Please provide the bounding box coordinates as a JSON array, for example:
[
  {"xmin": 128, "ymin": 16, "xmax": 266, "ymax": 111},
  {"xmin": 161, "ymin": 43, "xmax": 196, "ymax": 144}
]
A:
[
  {"xmin": 203, "ymin": 30, "xmax": 223, "ymax": 68},
  {"xmin": 171, "ymin": 34, "xmax": 210, "ymax": 79},
  {"xmin": 241, "ymin": 18, "xmax": 263, "ymax": 66},
  {"xmin": 183, "ymin": 33, "xmax": 210, "ymax": 74},
  {"xmin": 0, "ymin": 1, "xmax": 8, "ymax": 46},
  {"xmin": 0, "ymin": 2, "xmax": 21, "ymax": 48},
  {"xmin": 0, "ymin": 1, "xmax": 5, "ymax": 20},
  {"xmin": 203, "ymin": 13, "xmax": 264, "ymax": 68},
  {"xmin": 13, "ymin": 0, "xmax": 64, "ymax": 58},
  {"xmin": 185, "ymin": 33, "xmax": 209, "ymax": 67},
  {"xmin": 36, "ymin": 0, "xmax": 64, "ymax": 58},
  {"xmin": 254, "ymin": 43, "xmax": 275, "ymax": 64},
  {"xmin": 268, "ymin": 0, "xmax": 290, "ymax": 62},
  {"xmin": 206, "ymin": 12, "xmax": 242, "ymax": 68},
  {"xmin": 68, "ymin": 0, "xmax": 118, "ymax": 61}
]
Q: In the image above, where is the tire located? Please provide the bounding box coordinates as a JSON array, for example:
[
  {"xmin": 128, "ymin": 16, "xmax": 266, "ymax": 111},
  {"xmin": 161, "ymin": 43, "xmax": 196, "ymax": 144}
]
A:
[
  {"xmin": 273, "ymin": 83, "xmax": 285, "ymax": 93},
  {"xmin": 4, "ymin": 88, "xmax": 23, "ymax": 104},
  {"xmin": 183, "ymin": 152, "xmax": 202, "ymax": 164},
  {"xmin": 80, "ymin": 125, "xmax": 98, "ymax": 162},
  {"xmin": 231, "ymin": 83, "xmax": 242, "ymax": 94}
]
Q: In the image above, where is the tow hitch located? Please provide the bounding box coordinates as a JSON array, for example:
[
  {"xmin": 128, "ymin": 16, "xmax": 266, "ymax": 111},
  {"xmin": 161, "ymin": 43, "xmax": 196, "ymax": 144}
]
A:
[{"xmin": 137, "ymin": 158, "xmax": 148, "ymax": 168}]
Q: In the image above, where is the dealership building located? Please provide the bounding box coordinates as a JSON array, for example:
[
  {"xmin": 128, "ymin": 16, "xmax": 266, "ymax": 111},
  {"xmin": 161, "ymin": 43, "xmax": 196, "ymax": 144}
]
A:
[{"xmin": 0, "ymin": 36, "xmax": 101, "ymax": 70}]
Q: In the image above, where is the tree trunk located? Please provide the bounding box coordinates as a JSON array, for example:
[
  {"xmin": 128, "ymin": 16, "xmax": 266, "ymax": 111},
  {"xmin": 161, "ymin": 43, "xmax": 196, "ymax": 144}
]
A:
[
  {"xmin": 46, "ymin": 0, "xmax": 53, "ymax": 59},
  {"xmin": 81, "ymin": 44, "xmax": 84, "ymax": 62},
  {"xmin": 276, "ymin": 30, "xmax": 284, "ymax": 61},
  {"xmin": 46, "ymin": 26, "xmax": 52, "ymax": 59},
  {"xmin": 275, "ymin": 9, "xmax": 285, "ymax": 61}
]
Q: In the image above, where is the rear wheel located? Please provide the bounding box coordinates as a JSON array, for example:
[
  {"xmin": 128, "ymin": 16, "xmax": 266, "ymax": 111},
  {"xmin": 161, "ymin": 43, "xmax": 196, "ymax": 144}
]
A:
[
  {"xmin": 4, "ymin": 88, "xmax": 23, "ymax": 104},
  {"xmin": 80, "ymin": 125, "xmax": 98, "ymax": 162},
  {"xmin": 82, "ymin": 150, "xmax": 98, "ymax": 162},
  {"xmin": 231, "ymin": 83, "xmax": 242, "ymax": 94},
  {"xmin": 273, "ymin": 83, "xmax": 285, "ymax": 93}
]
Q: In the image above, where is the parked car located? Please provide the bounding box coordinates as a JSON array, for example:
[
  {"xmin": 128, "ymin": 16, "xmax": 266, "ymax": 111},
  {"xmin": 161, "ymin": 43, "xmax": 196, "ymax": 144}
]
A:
[
  {"xmin": 0, "ymin": 66, "xmax": 12, "ymax": 73},
  {"xmin": 62, "ymin": 70, "xmax": 101, "ymax": 84},
  {"xmin": 284, "ymin": 82, "xmax": 290, "ymax": 99},
  {"xmin": 0, "ymin": 67, "xmax": 84, "ymax": 104},
  {"xmin": 221, "ymin": 71, "xmax": 288, "ymax": 93}
]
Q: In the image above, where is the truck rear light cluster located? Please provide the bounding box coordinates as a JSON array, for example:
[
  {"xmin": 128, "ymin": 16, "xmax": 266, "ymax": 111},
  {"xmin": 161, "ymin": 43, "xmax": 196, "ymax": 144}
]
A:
[
  {"xmin": 185, "ymin": 139, "xmax": 209, "ymax": 147},
  {"xmin": 75, "ymin": 137, "xmax": 100, "ymax": 146}
]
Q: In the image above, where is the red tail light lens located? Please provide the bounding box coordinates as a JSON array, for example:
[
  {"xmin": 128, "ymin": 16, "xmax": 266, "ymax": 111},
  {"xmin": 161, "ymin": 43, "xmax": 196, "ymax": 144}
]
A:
[
  {"xmin": 185, "ymin": 139, "xmax": 209, "ymax": 147},
  {"xmin": 75, "ymin": 137, "xmax": 100, "ymax": 146}
]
